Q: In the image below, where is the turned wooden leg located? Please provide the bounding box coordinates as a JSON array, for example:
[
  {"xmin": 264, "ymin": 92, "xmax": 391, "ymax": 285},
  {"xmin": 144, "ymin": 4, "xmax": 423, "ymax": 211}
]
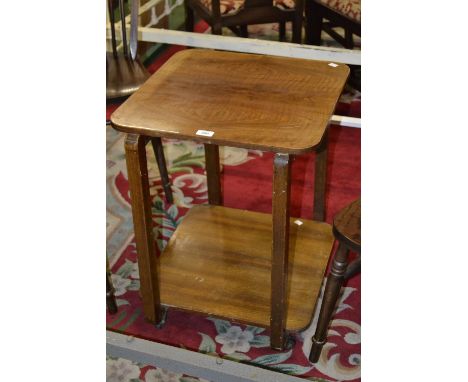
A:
[
  {"xmin": 125, "ymin": 134, "xmax": 162, "ymax": 324},
  {"xmin": 309, "ymin": 242, "xmax": 350, "ymax": 362},
  {"xmin": 151, "ymin": 138, "xmax": 173, "ymax": 204},
  {"xmin": 344, "ymin": 256, "xmax": 361, "ymax": 280},
  {"xmin": 313, "ymin": 130, "xmax": 328, "ymax": 221},
  {"xmin": 204, "ymin": 144, "xmax": 222, "ymax": 205},
  {"xmin": 271, "ymin": 153, "xmax": 292, "ymax": 350},
  {"xmin": 292, "ymin": 15, "xmax": 302, "ymax": 44},
  {"xmin": 106, "ymin": 256, "xmax": 118, "ymax": 314},
  {"xmin": 184, "ymin": 0, "xmax": 194, "ymax": 32}
]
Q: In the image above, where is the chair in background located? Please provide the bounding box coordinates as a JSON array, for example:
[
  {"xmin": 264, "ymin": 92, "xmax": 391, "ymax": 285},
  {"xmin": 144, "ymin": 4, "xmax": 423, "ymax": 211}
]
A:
[
  {"xmin": 185, "ymin": 0, "xmax": 305, "ymax": 43},
  {"xmin": 305, "ymin": 0, "xmax": 360, "ymax": 89},
  {"xmin": 309, "ymin": 198, "xmax": 361, "ymax": 362},
  {"xmin": 107, "ymin": 0, "xmax": 173, "ymax": 203},
  {"xmin": 305, "ymin": 0, "xmax": 360, "ymax": 49}
]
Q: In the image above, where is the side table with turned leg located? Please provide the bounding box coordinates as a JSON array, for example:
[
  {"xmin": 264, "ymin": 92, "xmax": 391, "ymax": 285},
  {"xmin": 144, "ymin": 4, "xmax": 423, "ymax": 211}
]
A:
[{"xmin": 111, "ymin": 49, "xmax": 350, "ymax": 351}]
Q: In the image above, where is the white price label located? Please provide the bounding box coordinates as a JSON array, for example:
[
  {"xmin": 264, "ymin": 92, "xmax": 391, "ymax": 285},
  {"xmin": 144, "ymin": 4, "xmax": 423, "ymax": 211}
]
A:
[{"xmin": 196, "ymin": 130, "xmax": 215, "ymax": 137}]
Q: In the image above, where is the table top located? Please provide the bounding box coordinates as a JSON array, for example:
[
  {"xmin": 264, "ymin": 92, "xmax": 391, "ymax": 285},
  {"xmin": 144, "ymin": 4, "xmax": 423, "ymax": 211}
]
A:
[{"xmin": 111, "ymin": 49, "xmax": 349, "ymax": 154}]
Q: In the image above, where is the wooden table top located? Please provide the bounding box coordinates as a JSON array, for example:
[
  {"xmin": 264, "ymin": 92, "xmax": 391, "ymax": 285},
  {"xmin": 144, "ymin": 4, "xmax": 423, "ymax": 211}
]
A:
[{"xmin": 111, "ymin": 49, "xmax": 349, "ymax": 154}]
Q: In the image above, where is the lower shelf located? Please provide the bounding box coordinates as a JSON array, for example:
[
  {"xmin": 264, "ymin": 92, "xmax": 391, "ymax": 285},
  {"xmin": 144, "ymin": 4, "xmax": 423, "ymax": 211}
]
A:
[{"xmin": 159, "ymin": 205, "xmax": 334, "ymax": 332}]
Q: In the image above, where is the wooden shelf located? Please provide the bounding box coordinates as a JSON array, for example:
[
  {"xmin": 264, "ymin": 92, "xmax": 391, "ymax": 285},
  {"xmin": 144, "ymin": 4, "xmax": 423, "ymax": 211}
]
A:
[{"xmin": 159, "ymin": 205, "xmax": 334, "ymax": 332}]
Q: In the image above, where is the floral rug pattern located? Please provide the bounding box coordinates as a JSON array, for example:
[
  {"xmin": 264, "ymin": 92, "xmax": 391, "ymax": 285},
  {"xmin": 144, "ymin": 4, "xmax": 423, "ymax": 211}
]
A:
[{"xmin": 106, "ymin": 123, "xmax": 361, "ymax": 381}]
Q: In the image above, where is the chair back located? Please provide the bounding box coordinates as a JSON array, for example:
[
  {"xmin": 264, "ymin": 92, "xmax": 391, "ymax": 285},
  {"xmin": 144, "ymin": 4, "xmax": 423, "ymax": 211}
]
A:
[{"xmin": 107, "ymin": 0, "xmax": 139, "ymax": 60}]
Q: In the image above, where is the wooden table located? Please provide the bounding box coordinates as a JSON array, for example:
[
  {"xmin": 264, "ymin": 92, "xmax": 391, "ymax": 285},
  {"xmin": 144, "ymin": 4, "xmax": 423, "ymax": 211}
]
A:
[{"xmin": 111, "ymin": 49, "xmax": 349, "ymax": 350}]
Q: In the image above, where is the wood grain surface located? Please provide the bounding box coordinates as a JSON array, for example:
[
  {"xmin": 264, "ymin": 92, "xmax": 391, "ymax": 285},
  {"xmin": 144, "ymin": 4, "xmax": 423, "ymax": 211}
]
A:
[
  {"xmin": 125, "ymin": 134, "xmax": 163, "ymax": 323},
  {"xmin": 159, "ymin": 205, "xmax": 334, "ymax": 331},
  {"xmin": 333, "ymin": 198, "xmax": 360, "ymax": 253},
  {"xmin": 111, "ymin": 49, "xmax": 349, "ymax": 154}
]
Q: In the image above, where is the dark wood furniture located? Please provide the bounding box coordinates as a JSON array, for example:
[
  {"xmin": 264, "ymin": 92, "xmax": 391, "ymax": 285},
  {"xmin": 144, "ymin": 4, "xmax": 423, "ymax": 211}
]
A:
[
  {"xmin": 107, "ymin": 0, "xmax": 173, "ymax": 203},
  {"xmin": 305, "ymin": 0, "xmax": 360, "ymax": 89},
  {"xmin": 305, "ymin": 0, "xmax": 360, "ymax": 49},
  {"xmin": 111, "ymin": 49, "xmax": 349, "ymax": 350},
  {"xmin": 309, "ymin": 198, "xmax": 360, "ymax": 362},
  {"xmin": 106, "ymin": 256, "xmax": 118, "ymax": 314},
  {"xmin": 185, "ymin": 0, "xmax": 305, "ymax": 43}
]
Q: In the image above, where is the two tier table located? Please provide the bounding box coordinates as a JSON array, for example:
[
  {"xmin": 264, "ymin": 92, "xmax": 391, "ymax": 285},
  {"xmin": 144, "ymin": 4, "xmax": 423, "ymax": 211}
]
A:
[{"xmin": 110, "ymin": 49, "xmax": 349, "ymax": 350}]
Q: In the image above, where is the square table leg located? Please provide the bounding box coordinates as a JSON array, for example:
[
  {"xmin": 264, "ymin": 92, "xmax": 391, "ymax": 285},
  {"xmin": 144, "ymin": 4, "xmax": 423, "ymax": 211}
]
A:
[
  {"xmin": 204, "ymin": 144, "xmax": 222, "ymax": 205},
  {"xmin": 271, "ymin": 153, "xmax": 292, "ymax": 350},
  {"xmin": 313, "ymin": 129, "xmax": 328, "ymax": 221},
  {"xmin": 125, "ymin": 133, "xmax": 163, "ymax": 324}
]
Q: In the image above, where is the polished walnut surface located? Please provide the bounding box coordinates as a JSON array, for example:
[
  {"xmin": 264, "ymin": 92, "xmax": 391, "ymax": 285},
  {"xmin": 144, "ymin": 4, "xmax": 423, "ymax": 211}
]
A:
[
  {"xmin": 333, "ymin": 198, "xmax": 360, "ymax": 253},
  {"xmin": 111, "ymin": 49, "xmax": 349, "ymax": 153},
  {"xmin": 159, "ymin": 205, "xmax": 334, "ymax": 331}
]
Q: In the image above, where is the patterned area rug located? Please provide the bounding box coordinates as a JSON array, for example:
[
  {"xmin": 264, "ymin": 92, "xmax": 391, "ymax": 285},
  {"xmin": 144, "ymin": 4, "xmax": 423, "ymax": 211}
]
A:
[{"xmin": 107, "ymin": 23, "xmax": 361, "ymax": 382}]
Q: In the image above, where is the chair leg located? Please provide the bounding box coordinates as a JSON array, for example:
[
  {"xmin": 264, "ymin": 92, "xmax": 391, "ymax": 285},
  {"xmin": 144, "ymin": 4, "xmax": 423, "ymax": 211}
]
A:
[
  {"xmin": 212, "ymin": 23, "xmax": 222, "ymax": 35},
  {"xmin": 184, "ymin": 0, "xmax": 194, "ymax": 31},
  {"xmin": 345, "ymin": 29, "xmax": 354, "ymax": 49},
  {"xmin": 106, "ymin": 257, "xmax": 118, "ymax": 314},
  {"xmin": 279, "ymin": 21, "xmax": 286, "ymax": 42},
  {"xmin": 151, "ymin": 138, "xmax": 173, "ymax": 204},
  {"xmin": 309, "ymin": 243, "xmax": 350, "ymax": 362},
  {"xmin": 305, "ymin": 0, "xmax": 322, "ymax": 45},
  {"xmin": 344, "ymin": 256, "xmax": 361, "ymax": 280},
  {"xmin": 239, "ymin": 25, "xmax": 248, "ymax": 38},
  {"xmin": 292, "ymin": 15, "xmax": 302, "ymax": 44}
]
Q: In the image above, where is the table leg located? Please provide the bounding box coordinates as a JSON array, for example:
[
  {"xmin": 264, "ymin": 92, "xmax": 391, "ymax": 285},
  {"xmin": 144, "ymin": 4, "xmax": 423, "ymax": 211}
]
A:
[
  {"xmin": 344, "ymin": 257, "xmax": 361, "ymax": 280},
  {"xmin": 204, "ymin": 144, "xmax": 222, "ymax": 205},
  {"xmin": 125, "ymin": 133, "xmax": 162, "ymax": 324},
  {"xmin": 271, "ymin": 153, "xmax": 291, "ymax": 350},
  {"xmin": 313, "ymin": 130, "xmax": 328, "ymax": 221},
  {"xmin": 309, "ymin": 242, "xmax": 349, "ymax": 362},
  {"xmin": 151, "ymin": 137, "xmax": 173, "ymax": 204}
]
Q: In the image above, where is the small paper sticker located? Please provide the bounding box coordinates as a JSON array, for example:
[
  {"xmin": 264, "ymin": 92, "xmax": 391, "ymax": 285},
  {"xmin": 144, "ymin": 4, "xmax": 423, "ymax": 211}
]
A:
[
  {"xmin": 294, "ymin": 219, "xmax": 303, "ymax": 226},
  {"xmin": 328, "ymin": 62, "xmax": 339, "ymax": 67},
  {"xmin": 196, "ymin": 130, "xmax": 215, "ymax": 137}
]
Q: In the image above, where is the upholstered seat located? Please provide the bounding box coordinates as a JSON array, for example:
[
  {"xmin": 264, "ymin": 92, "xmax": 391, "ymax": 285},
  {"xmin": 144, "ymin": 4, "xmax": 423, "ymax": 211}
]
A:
[
  {"xmin": 318, "ymin": 0, "xmax": 360, "ymax": 22},
  {"xmin": 200, "ymin": 0, "xmax": 296, "ymax": 16}
]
